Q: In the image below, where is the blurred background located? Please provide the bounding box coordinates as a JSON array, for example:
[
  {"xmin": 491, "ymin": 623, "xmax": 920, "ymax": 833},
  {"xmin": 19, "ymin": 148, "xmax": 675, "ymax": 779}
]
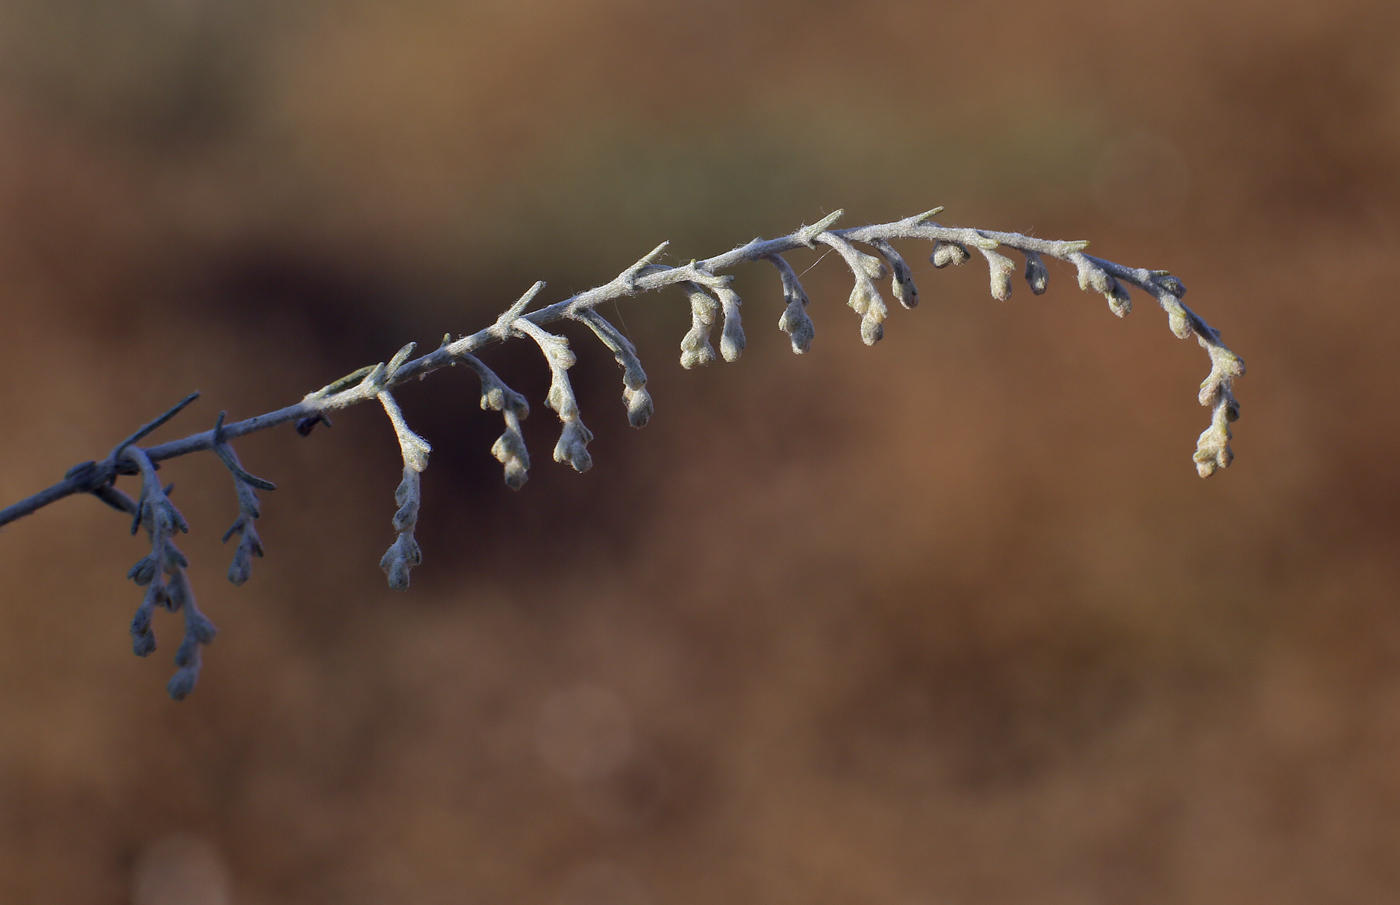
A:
[{"xmin": 1, "ymin": 0, "xmax": 1397, "ymax": 902}]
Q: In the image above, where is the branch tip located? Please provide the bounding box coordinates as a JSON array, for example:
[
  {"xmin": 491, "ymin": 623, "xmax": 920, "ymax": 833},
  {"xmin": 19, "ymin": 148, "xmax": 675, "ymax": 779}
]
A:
[
  {"xmin": 111, "ymin": 391, "xmax": 201, "ymax": 459},
  {"xmin": 386, "ymin": 342, "xmax": 417, "ymax": 379},
  {"xmin": 798, "ymin": 210, "xmax": 844, "ymax": 247},
  {"xmin": 492, "ymin": 281, "xmax": 547, "ymax": 337}
]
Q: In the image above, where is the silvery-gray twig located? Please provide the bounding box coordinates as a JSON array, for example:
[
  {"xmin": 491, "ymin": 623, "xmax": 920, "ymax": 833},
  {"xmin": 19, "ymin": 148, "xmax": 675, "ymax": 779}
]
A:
[{"xmin": 0, "ymin": 208, "xmax": 1244, "ymax": 698}]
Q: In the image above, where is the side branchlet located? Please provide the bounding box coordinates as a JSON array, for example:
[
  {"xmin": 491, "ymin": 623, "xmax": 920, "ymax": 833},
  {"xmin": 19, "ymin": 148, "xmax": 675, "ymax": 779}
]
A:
[
  {"xmin": 679, "ymin": 275, "xmax": 723, "ymax": 369},
  {"xmin": 767, "ymin": 254, "xmax": 815, "ymax": 354},
  {"xmin": 212, "ymin": 411, "xmax": 275, "ymax": 587},
  {"xmin": 866, "ymin": 237, "xmax": 919, "ymax": 310},
  {"xmin": 120, "ymin": 442, "xmax": 215, "ymax": 699},
  {"xmin": 1194, "ymin": 335, "xmax": 1244, "ymax": 477},
  {"xmin": 376, "ymin": 344, "xmax": 432, "ymax": 590},
  {"xmin": 714, "ymin": 283, "xmax": 746, "ymax": 363},
  {"xmin": 817, "ymin": 229, "xmax": 890, "ymax": 346},
  {"xmin": 458, "ymin": 350, "xmax": 532, "ymax": 490},
  {"xmin": 1069, "ymin": 251, "xmax": 1127, "ymax": 316},
  {"xmin": 573, "ymin": 308, "xmax": 654, "ymax": 428},
  {"xmin": 510, "ymin": 319, "xmax": 594, "ymax": 474}
]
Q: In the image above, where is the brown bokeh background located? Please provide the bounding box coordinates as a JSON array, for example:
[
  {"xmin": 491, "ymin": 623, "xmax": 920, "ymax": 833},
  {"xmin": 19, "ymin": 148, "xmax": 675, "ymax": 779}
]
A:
[{"xmin": 2, "ymin": 1, "xmax": 1398, "ymax": 903}]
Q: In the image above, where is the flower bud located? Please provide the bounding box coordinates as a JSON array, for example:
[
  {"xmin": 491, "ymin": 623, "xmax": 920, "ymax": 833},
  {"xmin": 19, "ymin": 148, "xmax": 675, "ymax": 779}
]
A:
[
  {"xmin": 1105, "ymin": 278, "xmax": 1131, "ymax": 317},
  {"xmin": 984, "ymin": 250, "xmax": 1016, "ymax": 301},
  {"xmin": 718, "ymin": 287, "xmax": 745, "ymax": 362},
  {"xmin": 680, "ymin": 285, "xmax": 718, "ymax": 368},
  {"xmin": 1167, "ymin": 305, "xmax": 1193, "ymax": 340},
  {"xmin": 1024, "ymin": 252, "xmax": 1049, "ymax": 295},
  {"xmin": 167, "ymin": 666, "xmax": 199, "ymax": 701},
  {"xmin": 931, "ymin": 241, "xmax": 971, "ymax": 268},
  {"xmin": 492, "ymin": 420, "xmax": 530, "ymax": 490},
  {"xmin": 1073, "ymin": 255, "xmax": 1111, "ymax": 294},
  {"xmin": 778, "ymin": 302, "xmax": 815, "ymax": 354},
  {"xmin": 554, "ymin": 418, "xmax": 595, "ymax": 473},
  {"xmin": 625, "ymin": 386, "xmax": 653, "ymax": 429}
]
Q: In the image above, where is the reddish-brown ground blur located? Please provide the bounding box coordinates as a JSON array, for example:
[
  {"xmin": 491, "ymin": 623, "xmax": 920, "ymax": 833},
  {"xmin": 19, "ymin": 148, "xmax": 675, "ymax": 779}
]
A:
[{"xmin": 2, "ymin": 1, "xmax": 1398, "ymax": 903}]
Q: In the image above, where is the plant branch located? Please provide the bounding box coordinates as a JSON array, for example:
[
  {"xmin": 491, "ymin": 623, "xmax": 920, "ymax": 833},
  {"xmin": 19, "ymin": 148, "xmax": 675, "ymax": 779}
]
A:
[{"xmin": 0, "ymin": 207, "xmax": 1245, "ymax": 697}]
